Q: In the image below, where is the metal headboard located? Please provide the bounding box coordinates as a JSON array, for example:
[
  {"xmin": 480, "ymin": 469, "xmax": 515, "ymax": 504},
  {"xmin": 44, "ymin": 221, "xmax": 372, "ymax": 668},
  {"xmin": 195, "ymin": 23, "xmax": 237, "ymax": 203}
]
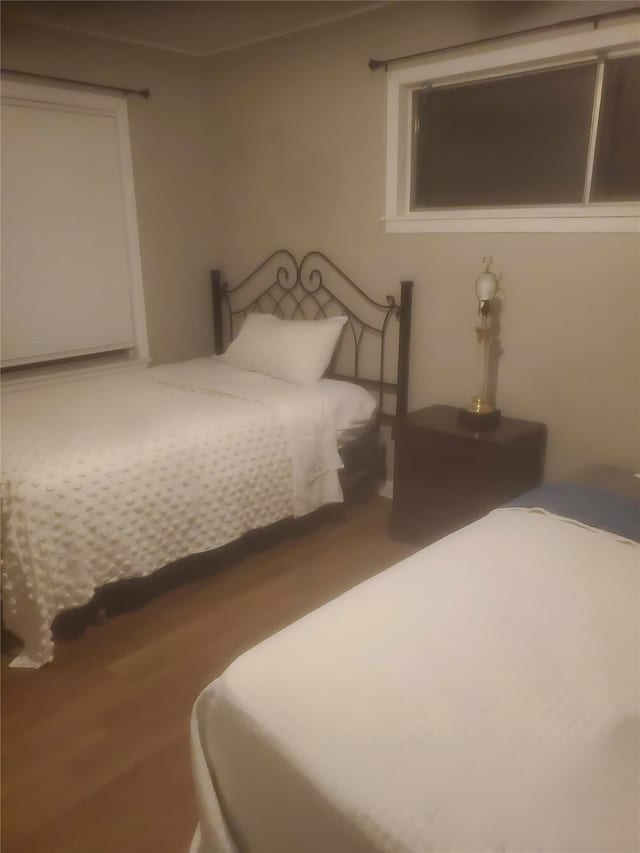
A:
[{"xmin": 211, "ymin": 250, "xmax": 413, "ymax": 424}]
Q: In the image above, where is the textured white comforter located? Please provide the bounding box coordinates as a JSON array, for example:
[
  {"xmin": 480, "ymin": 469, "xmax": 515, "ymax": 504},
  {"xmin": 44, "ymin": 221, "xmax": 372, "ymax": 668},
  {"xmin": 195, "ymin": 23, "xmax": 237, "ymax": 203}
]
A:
[
  {"xmin": 191, "ymin": 508, "xmax": 640, "ymax": 853},
  {"xmin": 1, "ymin": 360, "xmax": 343, "ymax": 668}
]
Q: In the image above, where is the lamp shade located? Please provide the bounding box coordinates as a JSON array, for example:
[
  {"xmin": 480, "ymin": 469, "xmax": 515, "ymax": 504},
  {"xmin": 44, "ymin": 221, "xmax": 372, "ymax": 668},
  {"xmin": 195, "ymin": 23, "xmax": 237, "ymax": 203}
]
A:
[{"xmin": 475, "ymin": 270, "xmax": 497, "ymax": 302}]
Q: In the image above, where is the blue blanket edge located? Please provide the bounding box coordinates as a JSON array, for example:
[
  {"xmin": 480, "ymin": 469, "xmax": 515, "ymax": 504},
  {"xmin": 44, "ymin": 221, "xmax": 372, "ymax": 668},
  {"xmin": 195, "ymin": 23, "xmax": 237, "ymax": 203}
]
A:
[{"xmin": 505, "ymin": 483, "xmax": 640, "ymax": 543}]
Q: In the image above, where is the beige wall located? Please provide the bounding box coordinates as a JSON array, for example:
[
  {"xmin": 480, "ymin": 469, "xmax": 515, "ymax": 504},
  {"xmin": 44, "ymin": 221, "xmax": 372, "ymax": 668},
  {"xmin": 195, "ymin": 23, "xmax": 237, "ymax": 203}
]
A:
[
  {"xmin": 2, "ymin": 2, "xmax": 639, "ymax": 480},
  {"xmin": 1, "ymin": 20, "xmax": 219, "ymax": 364},
  {"xmin": 203, "ymin": 0, "xmax": 640, "ymax": 480}
]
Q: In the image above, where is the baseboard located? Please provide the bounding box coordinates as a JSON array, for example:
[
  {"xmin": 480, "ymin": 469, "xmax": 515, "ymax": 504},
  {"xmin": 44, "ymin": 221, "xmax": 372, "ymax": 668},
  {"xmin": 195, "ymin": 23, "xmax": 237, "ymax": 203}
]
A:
[{"xmin": 378, "ymin": 479, "xmax": 394, "ymax": 499}]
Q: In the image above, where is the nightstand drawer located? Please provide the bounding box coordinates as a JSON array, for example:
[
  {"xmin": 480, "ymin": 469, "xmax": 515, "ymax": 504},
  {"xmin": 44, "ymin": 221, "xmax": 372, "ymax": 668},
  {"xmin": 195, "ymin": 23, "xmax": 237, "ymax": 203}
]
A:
[
  {"xmin": 392, "ymin": 450, "xmax": 494, "ymax": 543},
  {"xmin": 391, "ymin": 405, "xmax": 546, "ymax": 545},
  {"xmin": 397, "ymin": 426, "xmax": 494, "ymax": 479}
]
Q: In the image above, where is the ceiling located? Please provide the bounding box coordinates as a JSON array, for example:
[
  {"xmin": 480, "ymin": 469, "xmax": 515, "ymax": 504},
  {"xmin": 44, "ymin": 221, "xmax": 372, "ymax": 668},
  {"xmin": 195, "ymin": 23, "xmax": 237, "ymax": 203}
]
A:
[{"xmin": 2, "ymin": 1, "xmax": 389, "ymax": 58}]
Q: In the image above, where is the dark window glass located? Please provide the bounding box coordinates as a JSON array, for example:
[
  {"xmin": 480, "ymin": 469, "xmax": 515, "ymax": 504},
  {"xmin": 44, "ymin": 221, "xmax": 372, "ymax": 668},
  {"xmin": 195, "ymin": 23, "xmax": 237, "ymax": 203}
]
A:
[
  {"xmin": 412, "ymin": 63, "xmax": 597, "ymax": 208},
  {"xmin": 591, "ymin": 55, "xmax": 640, "ymax": 202}
]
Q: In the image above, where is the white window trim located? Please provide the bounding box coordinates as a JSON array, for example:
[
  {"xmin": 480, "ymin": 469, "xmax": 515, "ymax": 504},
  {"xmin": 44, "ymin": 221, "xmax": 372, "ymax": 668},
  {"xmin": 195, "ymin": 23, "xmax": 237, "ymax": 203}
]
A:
[
  {"xmin": 1, "ymin": 356, "xmax": 149, "ymax": 393},
  {"xmin": 1, "ymin": 81, "xmax": 150, "ymax": 369},
  {"xmin": 384, "ymin": 17, "xmax": 640, "ymax": 233}
]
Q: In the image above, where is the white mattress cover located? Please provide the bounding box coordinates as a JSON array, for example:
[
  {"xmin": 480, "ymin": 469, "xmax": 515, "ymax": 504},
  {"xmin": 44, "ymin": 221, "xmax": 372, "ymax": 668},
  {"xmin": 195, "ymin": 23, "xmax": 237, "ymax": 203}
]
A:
[
  {"xmin": 312, "ymin": 377, "xmax": 378, "ymax": 447},
  {"xmin": 1, "ymin": 359, "xmax": 344, "ymax": 668},
  {"xmin": 191, "ymin": 509, "xmax": 640, "ymax": 853}
]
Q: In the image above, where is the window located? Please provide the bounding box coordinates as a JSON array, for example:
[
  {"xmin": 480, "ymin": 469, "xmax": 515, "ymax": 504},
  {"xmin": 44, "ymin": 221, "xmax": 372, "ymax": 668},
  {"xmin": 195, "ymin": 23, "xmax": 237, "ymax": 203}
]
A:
[
  {"xmin": 412, "ymin": 63, "xmax": 597, "ymax": 208},
  {"xmin": 384, "ymin": 17, "xmax": 640, "ymax": 232},
  {"xmin": 1, "ymin": 81, "xmax": 148, "ymax": 375},
  {"xmin": 591, "ymin": 54, "xmax": 640, "ymax": 202}
]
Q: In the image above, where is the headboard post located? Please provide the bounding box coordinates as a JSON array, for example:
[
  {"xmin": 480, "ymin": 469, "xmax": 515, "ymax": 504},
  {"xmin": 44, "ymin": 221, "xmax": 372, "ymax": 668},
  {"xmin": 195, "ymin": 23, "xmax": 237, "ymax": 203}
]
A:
[
  {"xmin": 395, "ymin": 280, "xmax": 413, "ymax": 423},
  {"xmin": 211, "ymin": 269, "xmax": 224, "ymax": 355}
]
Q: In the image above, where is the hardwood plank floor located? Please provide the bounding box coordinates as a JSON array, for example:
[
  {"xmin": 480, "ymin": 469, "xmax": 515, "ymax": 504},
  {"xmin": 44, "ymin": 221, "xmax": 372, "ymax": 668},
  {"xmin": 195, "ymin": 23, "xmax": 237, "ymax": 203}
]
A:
[{"xmin": 1, "ymin": 496, "xmax": 416, "ymax": 853}]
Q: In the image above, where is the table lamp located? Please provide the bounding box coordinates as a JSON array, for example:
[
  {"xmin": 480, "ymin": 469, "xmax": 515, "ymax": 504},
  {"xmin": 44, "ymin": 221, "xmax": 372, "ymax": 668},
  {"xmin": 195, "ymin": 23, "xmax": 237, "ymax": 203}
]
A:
[{"xmin": 459, "ymin": 257, "xmax": 501, "ymax": 431}]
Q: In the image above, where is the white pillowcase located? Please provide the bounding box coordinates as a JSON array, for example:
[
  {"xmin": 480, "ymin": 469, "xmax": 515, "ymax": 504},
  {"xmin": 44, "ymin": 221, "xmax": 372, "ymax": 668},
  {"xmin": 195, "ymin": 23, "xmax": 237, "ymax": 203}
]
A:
[{"xmin": 219, "ymin": 313, "xmax": 348, "ymax": 385}]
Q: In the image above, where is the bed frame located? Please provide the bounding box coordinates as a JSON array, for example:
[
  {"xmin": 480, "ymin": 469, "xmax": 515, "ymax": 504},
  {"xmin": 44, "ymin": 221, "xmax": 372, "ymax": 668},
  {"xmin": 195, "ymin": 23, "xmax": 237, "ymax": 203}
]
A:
[
  {"xmin": 211, "ymin": 250, "xmax": 413, "ymax": 493},
  {"xmin": 1, "ymin": 254, "xmax": 413, "ymax": 658}
]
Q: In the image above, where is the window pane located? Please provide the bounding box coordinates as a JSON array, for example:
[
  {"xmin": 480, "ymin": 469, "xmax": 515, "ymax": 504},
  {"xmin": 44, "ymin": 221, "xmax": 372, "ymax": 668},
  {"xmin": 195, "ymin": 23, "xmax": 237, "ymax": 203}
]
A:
[
  {"xmin": 412, "ymin": 63, "xmax": 597, "ymax": 208},
  {"xmin": 591, "ymin": 55, "xmax": 640, "ymax": 202}
]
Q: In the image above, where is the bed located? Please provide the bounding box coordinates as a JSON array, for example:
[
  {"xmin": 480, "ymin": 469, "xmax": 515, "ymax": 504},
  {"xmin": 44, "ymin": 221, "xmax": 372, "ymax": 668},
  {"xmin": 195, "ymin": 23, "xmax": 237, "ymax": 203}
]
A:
[
  {"xmin": 190, "ymin": 479, "xmax": 640, "ymax": 853},
  {"xmin": 1, "ymin": 250, "xmax": 413, "ymax": 668},
  {"xmin": 211, "ymin": 250, "xmax": 413, "ymax": 493}
]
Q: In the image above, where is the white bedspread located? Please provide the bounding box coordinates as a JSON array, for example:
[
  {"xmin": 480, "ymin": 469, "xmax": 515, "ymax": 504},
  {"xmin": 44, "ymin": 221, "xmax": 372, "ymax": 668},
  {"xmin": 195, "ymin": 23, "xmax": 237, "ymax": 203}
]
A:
[
  {"xmin": 191, "ymin": 509, "xmax": 640, "ymax": 853},
  {"xmin": 1, "ymin": 359, "xmax": 343, "ymax": 668}
]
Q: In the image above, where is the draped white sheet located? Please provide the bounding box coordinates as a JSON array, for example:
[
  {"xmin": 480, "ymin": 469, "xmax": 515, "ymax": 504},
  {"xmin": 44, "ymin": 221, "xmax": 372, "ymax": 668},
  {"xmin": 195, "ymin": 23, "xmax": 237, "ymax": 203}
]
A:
[
  {"xmin": 1, "ymin": 360, "xmax": 343, "ymax": 668},
  {"xmin": 191, "ymin": 509, "xmax": 640, "ymax": 853}
]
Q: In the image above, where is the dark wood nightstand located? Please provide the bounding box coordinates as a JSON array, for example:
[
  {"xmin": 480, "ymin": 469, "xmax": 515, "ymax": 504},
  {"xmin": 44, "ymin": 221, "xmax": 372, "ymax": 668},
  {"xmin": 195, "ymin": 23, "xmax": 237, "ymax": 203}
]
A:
[{"xmin": 390, "ymin": 405, "xmax": 547, "ymax": 545}]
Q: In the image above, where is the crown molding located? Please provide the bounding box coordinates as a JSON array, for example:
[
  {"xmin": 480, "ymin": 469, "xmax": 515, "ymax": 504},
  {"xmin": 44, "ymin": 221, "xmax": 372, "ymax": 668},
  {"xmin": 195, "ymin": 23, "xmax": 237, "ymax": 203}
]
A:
[{"xmin": 14, "ymin": 2, "xmax": 390, "ymax": 59}]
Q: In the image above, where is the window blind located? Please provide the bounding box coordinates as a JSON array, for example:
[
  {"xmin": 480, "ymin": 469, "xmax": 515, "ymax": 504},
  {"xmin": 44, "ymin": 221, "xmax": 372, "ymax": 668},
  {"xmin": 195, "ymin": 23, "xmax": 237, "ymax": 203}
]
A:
[{"xmin": 1, "ymin": 98, "xmax": 136, "ymax": 366}]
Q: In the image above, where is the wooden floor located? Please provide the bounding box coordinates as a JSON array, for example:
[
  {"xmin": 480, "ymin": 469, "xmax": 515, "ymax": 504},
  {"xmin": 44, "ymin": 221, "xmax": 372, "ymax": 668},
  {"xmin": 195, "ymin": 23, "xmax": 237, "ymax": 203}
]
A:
[{"xmin": 1, "ymin": 496, "xmax": 416, "ymax": 853}]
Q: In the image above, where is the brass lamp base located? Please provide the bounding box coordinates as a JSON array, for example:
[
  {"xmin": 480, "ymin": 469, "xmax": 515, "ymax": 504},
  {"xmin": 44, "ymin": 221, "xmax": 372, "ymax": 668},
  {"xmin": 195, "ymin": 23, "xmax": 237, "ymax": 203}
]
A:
[{"xmin": 458, "ymin": 402, "xmax": 501, "ymax": 431}]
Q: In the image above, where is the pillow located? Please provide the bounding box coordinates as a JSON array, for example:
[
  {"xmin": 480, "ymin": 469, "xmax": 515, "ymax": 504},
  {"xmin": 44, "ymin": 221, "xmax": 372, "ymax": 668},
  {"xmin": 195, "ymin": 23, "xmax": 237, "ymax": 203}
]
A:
[{"xmin": 219, "ymin": 313, "xmax": 348, "ymax": 385}]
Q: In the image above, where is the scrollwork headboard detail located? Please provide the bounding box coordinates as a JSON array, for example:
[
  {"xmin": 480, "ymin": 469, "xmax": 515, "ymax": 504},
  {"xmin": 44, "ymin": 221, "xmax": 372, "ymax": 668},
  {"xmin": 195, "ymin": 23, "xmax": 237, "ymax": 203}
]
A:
[{"xmin": 211, "ymin": 250, "xmax": 413, "ymax": 424}]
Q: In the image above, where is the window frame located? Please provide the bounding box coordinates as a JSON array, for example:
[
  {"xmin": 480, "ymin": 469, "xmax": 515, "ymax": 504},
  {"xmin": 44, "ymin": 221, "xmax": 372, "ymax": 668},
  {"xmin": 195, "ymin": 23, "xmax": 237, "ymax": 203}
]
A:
[{"xmin": 383, "ymin": 16, "xmax": 640, "ymax": 233}]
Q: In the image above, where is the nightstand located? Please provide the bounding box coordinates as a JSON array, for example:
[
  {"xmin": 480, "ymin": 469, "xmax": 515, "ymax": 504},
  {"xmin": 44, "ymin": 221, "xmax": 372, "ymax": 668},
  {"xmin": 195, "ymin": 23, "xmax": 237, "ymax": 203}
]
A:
[{"xmin": 390, "ymin": 405, "xmax": 547, "ymax": 545}]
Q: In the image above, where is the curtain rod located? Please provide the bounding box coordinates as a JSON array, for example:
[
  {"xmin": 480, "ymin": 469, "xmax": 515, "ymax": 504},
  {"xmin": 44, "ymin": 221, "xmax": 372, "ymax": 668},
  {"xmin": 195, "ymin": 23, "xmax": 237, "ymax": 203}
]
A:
[
  {"xmin": 1, "ymin": 67, "xmax": 150, "ymax": 98},
  {"xmin": 368, "ymin": 5, "xmax": 640, "ymax": 71}
]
